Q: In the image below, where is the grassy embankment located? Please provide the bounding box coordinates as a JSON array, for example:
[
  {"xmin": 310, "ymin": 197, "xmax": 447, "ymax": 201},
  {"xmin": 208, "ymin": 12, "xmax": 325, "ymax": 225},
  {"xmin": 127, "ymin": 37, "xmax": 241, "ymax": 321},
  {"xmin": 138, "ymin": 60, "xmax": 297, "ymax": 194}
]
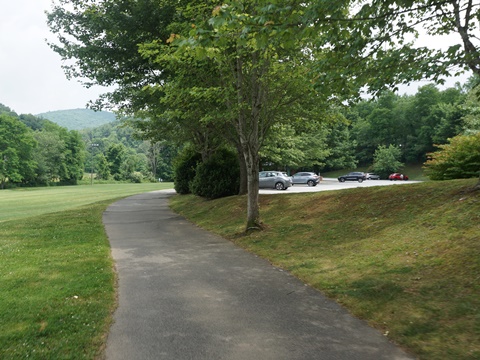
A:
[
  {"xmin": 0, "ymin": 183, "xmax": 173, "ymax": 359},
  {"xmin": 170, "ymin": 179, "xmax": 480, "ymax": 360}
]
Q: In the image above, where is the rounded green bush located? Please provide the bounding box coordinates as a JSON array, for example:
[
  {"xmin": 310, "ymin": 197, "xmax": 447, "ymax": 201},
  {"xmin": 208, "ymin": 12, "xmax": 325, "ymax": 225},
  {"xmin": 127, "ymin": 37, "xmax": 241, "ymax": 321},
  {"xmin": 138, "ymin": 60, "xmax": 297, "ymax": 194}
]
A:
[
  {"xmin": 173, "ymin": 147, "xmax": 202, "ymax": 194},
  {"xmin": 190, "ymin": 148, "xmax": 240, "ymax": 199}
]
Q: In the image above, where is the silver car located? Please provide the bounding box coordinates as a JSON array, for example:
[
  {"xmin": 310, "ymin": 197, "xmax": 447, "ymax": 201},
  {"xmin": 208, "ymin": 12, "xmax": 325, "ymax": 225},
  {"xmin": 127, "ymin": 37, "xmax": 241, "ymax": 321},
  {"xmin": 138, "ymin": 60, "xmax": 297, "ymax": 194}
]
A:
[
  {"xmin": 366, "ymin": 173, "xmax": 381, "ymax": 180},
  {"xmin": 259, "ymin": 171, "xmax": 292, "ymax": 190},
  {"xmin": 291, "ymin": 172, "xmax": 320, "ymax": 186}
]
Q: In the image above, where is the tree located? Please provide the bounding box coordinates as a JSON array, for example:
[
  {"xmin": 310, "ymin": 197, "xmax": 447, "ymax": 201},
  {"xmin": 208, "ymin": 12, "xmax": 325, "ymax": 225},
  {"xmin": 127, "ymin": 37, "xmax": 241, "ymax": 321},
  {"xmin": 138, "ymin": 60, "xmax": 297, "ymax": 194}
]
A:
[
  {"xmin": 120, "ymin": 150, "xmax": 148, "ymax": 181},
  {"xmin": 47, "ymin": 0, "xmax": 179, "ymax": 113},
  {"xmin": 32, "ymin": 122, "xmax": 85, "ymax": 185},
  {"xmin": 0, "ymin": 114, "xmax": 37, "ymax": 189},
  {"xmin": 462, "ymin": 79, "xmax": 480, "ymax": 134},
  {"xmin": 140, "ymin": 141, "xmax": 161, "ymax": 180},
  {"xmin": 0, "ymin": 104, "xmax": 17, "ymax": 117},
  {"xmin": 323, "ymin": 121, "xmax": 358, "ymax": 172},
  {"xmin": 260, "ymin": 122, "xmax": 331, "ymax": 172},
  {"xmin": 33, "ymin": 130, "xmax": 67, "ymax": 184},
  {"xmin": 95, "ymin": 153, "xmax": 110, "ymax": 180},
  {"xmin": 372, "ymin": 145, "xmax": 404, "ymax": 179},
  {"xmin": 164, "ymin": 0, "xmax": 354, "ymax": 230},
  {"xmin": 325, "ymin": 0, "xmax": 480, "ymax": 95},
  {"xmin": 62, "ymin": 130, "xmax": 86, "ymax": 184},
  {"xmin": 105, "ymin": 143, "xmax": 126, "ymax": 180}
]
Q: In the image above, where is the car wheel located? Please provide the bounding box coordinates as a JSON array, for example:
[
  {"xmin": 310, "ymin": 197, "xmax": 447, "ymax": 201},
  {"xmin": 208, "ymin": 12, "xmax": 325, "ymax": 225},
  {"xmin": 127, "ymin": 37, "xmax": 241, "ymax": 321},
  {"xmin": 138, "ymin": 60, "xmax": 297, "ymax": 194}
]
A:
[
  {"xmin": 358, "ymin": 178, "xmax": 363, "ymax": 183},
  {"xmin": 275, "ymin": 182, "xmax": 285, "ymax": 190},
  {"xmin": 307, "ymin": 180, "xmax": 315, "ymax": 187},
  {"xmin": 339, "ymin": 178, "xmax": 345, "ymax": 182}
]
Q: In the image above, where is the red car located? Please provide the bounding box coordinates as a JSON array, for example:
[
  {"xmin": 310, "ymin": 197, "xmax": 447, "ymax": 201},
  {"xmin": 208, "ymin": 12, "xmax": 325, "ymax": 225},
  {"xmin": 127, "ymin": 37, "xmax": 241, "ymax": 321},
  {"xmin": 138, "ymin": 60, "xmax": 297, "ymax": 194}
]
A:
[{"xmin": 389, "ymin": 173, "xmax": 409, "ymax": 181}]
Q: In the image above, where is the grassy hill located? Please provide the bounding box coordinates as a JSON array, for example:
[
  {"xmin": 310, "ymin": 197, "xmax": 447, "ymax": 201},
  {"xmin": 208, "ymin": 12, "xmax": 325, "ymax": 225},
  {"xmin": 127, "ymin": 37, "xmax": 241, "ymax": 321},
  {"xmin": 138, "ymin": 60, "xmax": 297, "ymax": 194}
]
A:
[
  {"xmin": 170, "ymin": 179, "xmax": 480, "ymax": 359},
  {"xmin": 36, "ymin": 108, "xmax": 117, "ymax": 130}
]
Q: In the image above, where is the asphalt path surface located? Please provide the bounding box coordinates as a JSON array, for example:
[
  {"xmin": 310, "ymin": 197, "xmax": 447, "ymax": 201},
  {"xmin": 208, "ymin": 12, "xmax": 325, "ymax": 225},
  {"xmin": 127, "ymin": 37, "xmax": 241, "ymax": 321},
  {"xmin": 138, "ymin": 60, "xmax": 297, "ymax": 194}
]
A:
[{"xmin": 103, "ymin": 188, "xmax": 415, "ymax": 360}]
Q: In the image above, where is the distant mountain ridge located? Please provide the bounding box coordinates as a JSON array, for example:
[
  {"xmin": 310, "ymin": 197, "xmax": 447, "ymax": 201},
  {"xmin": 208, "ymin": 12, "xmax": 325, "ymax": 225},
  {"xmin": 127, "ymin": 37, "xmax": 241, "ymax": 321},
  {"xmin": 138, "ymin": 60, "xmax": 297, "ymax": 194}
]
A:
[{"xmin": 36, "ymin": 108, "xmax": 117, "ymax": 130}]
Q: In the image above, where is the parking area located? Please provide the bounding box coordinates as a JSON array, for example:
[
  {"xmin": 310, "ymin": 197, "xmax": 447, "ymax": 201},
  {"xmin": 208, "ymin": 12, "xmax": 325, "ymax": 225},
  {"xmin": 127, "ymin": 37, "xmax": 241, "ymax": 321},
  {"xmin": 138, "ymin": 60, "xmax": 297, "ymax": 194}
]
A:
[{"xmin": 259, "ymin": 178, "xmax": 421, "ymax": 194}]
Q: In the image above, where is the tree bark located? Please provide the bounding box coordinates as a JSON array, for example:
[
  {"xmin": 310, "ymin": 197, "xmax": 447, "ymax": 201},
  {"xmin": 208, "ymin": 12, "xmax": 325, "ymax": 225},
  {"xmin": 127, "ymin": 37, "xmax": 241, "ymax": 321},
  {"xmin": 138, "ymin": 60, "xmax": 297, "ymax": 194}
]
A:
[
  {"xmin": 236, "ymin": 142, "xmax": 248, "ymax": 195},
  {"xmin": 243, "ymin": 146, "xmax": 261, "ymax": 231},
  {"xmin": 452, "ymin": 0, "xmax": 480, "ymax": 76}
]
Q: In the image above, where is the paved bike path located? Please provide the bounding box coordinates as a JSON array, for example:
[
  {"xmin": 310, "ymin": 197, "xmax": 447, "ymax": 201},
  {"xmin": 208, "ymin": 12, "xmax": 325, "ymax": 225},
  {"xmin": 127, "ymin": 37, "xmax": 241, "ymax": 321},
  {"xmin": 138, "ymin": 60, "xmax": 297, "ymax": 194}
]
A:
[{"xmin": 103, "ymin": 190, "xmax": 414, "ymax": 360}]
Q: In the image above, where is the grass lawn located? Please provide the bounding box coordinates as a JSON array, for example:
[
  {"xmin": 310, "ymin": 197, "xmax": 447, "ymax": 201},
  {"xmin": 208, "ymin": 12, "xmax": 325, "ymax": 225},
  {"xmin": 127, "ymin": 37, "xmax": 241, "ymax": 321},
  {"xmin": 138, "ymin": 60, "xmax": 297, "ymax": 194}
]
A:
[
  {"xmin": 0, "ymin": 183, "xmax": 173, "ymax": 359},
  {"xmin": 170, "ymin": 179, "xmax": 480, "ymax": 360}
]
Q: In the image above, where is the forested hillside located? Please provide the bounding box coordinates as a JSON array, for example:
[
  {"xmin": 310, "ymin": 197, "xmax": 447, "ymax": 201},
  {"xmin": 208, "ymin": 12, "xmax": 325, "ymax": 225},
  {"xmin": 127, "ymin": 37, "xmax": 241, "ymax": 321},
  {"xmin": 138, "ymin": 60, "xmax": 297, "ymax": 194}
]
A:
[
  {"xmin": 36, "ymin": 109, "xmax": 116, "ymax": 130},
  {"xmin": 0, "ymin": 104, "xmax": 85, "ymax": 188},
  {"xmin": 0, "ymin": 103, "xmax": 175, "ymax": 188}
]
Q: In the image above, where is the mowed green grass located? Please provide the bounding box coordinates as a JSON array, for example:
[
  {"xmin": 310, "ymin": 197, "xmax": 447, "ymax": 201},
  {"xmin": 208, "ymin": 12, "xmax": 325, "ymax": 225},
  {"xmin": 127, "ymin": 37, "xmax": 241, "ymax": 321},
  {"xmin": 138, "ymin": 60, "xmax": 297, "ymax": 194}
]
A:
[
  {"xmin": 170, "ymin": 179, "xmax": 480, "ymax": 359},
  {"xmin": 0, "ymin": 184, "xmax": 173, "ymax": 222},
  {"xmin": 0, "ymin": 183, "xmax": 173, "ymax": 359}
]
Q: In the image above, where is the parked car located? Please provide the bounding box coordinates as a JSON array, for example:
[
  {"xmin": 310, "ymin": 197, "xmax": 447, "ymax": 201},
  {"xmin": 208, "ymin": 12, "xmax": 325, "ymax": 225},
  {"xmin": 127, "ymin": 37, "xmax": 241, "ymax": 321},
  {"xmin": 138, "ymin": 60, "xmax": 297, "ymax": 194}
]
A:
[
  {"xmin": 291, "ymin": 172, "xmax": 320, "ymax": 186},
  {"xmin": 366, "ymin": 173, "xmax": 381, "ymax": 180},
  {"xmin": 259, "ymin": 171, "xmax": 292, "ymax": 190},
  {"xmin": 338, "ymin": 172, "xmax": 366, "ymax": 182},
  {"xmin": 389, "ymin": 173, "xmax": 409, "ymax": 181}
]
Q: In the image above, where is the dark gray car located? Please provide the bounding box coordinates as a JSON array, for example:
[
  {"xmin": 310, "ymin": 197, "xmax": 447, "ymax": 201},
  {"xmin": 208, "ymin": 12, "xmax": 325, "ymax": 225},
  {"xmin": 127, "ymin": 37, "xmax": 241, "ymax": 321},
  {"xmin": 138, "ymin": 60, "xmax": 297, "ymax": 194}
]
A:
[
  {"xmin": 259, "ymin": 171, "xmax": 292, "ymax": 190},
  {"xmin": 338, "ymin": 172, "xmax": 366, "ymax": 182},
  {"xmin": 291, "ymin": 172, "xmax": 320, "ymax": 186}
]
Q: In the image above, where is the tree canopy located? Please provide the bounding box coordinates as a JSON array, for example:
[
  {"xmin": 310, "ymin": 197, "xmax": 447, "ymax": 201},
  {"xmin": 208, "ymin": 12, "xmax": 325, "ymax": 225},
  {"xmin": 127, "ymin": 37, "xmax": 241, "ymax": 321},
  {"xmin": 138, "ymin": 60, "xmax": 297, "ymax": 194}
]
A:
[
  {"xmin": 0, "ymin": 114, "xmax": 37, "ymax": 189},
  {"xmin": 46, "ymin": 0, "xmax": 480, "ymax": 228}
]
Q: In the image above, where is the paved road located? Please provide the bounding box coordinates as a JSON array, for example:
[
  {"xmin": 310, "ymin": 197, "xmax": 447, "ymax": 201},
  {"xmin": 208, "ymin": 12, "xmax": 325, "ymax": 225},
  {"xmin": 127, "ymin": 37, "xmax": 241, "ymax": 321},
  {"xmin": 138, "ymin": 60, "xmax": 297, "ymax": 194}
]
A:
[
  {"xmin": 103, "ymin": 190, "xmax": 414, "ymax": 360},
  {"xmin": 260, "ymin": 178, "xmax": 420, "ymax": 194}
]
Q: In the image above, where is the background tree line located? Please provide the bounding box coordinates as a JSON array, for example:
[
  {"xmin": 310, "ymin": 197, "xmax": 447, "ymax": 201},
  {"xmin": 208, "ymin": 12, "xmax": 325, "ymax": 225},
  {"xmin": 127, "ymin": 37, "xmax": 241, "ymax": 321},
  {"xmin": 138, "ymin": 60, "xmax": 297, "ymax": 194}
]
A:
[
  {"xmin": 0, "ymin": 104, "xmax": 176, "ymax": 189},
  {"xmin": 79, "ymin": 121, "xmax": 176, "ymax": 182},
  {"xmin": 346, "ymin": 80, "xmax": 479, "ymax": 165},
  {"xmin": 1, "ymin": 104, "xmax": 84, "ymax": 188},
  {"xmin": 258, "ymin": 77, "xmax": 480, "ymax": 174},
  {"xmin": 2, "ymin": 72, "xmax": 479, "ymax": 190}
]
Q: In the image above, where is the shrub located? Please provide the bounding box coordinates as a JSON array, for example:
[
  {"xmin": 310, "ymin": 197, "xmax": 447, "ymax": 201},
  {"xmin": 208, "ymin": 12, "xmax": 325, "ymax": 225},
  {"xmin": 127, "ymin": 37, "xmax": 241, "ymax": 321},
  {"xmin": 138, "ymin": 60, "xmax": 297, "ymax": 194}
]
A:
[
  {"xmin": 190, "ymin": 148, "xmax": 240, "ymax": 199},
  {"xmin": 173, "ymin": 147, "xmax": 202, "ymax": 194},
  {"xmin": 129, "ymin": 171, "xmax": 143, "ymax": 183},
  {"xmin": 424, "ymin": 133, "xmax": 480, "ymax": 180}
]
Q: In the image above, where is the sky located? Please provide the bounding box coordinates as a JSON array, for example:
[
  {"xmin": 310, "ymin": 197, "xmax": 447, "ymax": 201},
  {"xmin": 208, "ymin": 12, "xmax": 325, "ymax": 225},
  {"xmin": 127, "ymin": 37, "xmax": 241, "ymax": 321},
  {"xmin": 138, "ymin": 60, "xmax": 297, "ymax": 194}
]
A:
[
  {"xmin": 0, "ymin": 0, "xmax": 108, "ymax": 115},
  {"xmin": 0, "ymin": 1, "xmax": 472, "ymax": 116}
]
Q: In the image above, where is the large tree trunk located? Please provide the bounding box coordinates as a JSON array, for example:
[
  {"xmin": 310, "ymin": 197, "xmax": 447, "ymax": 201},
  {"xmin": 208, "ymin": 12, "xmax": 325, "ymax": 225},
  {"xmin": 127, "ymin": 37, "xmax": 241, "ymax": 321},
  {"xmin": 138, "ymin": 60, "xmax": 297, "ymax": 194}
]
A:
[{"xmin": 243, "ymin": 146, "xmax": 261, "ymax": 231}]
